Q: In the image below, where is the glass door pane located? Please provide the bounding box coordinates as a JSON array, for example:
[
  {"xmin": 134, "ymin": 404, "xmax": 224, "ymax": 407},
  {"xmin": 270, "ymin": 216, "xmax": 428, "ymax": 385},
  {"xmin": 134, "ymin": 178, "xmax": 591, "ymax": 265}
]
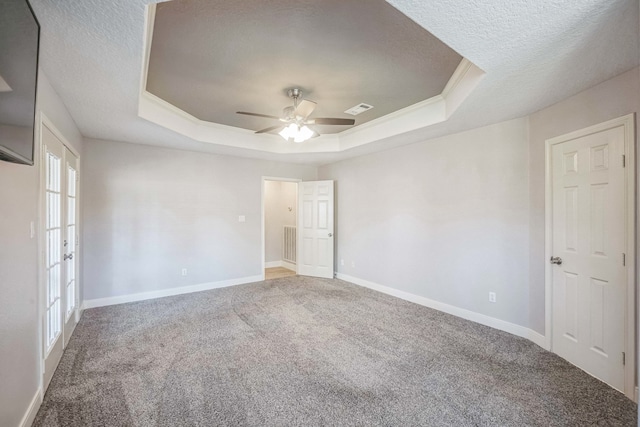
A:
[{"xmin": 45, "ymin": 150, "xmax": 62, "ymax": 350}]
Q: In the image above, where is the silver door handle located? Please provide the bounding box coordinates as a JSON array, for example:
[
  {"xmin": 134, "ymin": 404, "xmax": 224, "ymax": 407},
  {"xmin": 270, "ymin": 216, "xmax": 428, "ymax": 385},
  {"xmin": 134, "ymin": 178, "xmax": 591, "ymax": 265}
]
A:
[
  {"xmin": 328, "ymin": 233, "xmax": 333, "ymax": 237},
  {"xmin": 550, "ymin": 256, "xmax": 562, "ymax": 265},
  {"xmin": 64, "ymin": 253, "xmax": 73, "ymax": 261}
]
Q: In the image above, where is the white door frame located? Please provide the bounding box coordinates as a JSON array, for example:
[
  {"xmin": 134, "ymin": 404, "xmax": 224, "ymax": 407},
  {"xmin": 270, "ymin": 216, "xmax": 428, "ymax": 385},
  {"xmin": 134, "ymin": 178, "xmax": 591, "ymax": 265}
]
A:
[
  {"xmin": 261, "ymin": 176, "xmax": 302, "ymax": 280},
  {"xmin": 544, "ymin": 113, "xmax": 636, "ymax": 400},
  {"xmin": 37, "ymin": 112, "xmax": 82, "ymax": 395}
]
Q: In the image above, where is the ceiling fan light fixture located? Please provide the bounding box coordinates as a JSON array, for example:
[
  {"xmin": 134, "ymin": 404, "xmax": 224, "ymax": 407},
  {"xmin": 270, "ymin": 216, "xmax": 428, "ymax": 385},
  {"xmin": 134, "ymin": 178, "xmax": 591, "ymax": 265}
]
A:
[
  {"xmin": 279, "ymin": 123, "xmax": 314, "ymax": 143},
  {"xmin": 279, "ymin": 123, "xmax": 298, "ymax": 140},
  {"xmin": 241, "ymin": 88, "xmax": 354, "ymax": 140},
  {"xmin": 297, "ymin": 125, "xmax": 314, "ymax": 142}
]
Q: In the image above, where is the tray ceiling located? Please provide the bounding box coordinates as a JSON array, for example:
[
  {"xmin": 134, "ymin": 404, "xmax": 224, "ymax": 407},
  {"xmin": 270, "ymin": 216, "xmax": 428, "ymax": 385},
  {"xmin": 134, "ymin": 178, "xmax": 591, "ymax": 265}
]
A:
[
  {"xmin": 146, "ymin": 0, "xmax": 463, "ymax": 134},
  {"xmin": 28, "ymin": 0, "xmax": 639, "ymax": 164}
]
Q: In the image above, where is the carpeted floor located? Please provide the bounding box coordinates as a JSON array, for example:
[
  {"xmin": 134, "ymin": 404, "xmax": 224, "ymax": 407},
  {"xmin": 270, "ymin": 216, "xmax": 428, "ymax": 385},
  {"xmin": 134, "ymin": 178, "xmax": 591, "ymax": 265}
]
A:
[{"xmin": 34, "ymin": 276, "xmax": 637, "ymax": 426}]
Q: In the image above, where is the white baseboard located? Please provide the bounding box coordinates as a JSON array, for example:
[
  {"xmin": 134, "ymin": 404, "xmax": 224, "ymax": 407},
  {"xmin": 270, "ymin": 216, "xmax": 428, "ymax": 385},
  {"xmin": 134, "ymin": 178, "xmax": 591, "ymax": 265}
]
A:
[
  {"xmin": 265, "ymin": 261, "xmax": 281, "ymax": 268},
  {"xmin": 281, "ymin": 261, "xmax": 296, "ymax": 271},
  {"xmin": 527, "ymin": 330, "xmax": 548, "ymax": 350},
  {"xmin": 265, "ymin": 260, "xmax": 296, "ymax": 272},
  {"xmin": 336, "ymin": 273, "xmax": 548, "ymax": 349},
  {"xmin": 82, "ymin": 275, "xmax": 263, "ymax": 309},
  {"xmin": 19, "ymin": 387, "xmax": 42, "ymax": 427}
]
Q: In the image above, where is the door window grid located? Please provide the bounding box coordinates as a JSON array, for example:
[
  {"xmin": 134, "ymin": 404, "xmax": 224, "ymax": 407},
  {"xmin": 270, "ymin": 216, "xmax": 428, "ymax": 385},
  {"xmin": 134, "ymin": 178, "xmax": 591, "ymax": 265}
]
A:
[
  {"xmin": 65, "ymin": 166, "xmax": 77, "ymax": 319},
  {"xmin": 45, "ymin": 151, "xmax": 62, "ymax": 351}
]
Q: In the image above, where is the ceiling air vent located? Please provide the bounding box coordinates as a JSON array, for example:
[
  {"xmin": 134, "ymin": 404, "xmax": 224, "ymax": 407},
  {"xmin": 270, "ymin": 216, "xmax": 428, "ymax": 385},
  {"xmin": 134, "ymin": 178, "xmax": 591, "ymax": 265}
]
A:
[{"xmin": 344, "ymin": 103, "xmax": 373, "ymax": 116}]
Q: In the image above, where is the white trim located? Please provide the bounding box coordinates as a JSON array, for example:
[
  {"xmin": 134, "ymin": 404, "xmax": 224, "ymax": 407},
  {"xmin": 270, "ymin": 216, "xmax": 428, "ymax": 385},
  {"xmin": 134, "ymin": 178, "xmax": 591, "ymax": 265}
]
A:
[
  {"xmin": 282, "ymin": 260, "xmax": 296, "ymax": 271},
  {"xmin": 139, "ymin": 3, "xmax": 156, "ymax": 97},
  {"xmin": 528, "ymin": 330, "xmax": 548, "ymax": 349},
  {"xmin": 82, "ymin": 275, "xmax": 263, "ymax": 310},
  {"xmin": 336, "ymin": 273, "xmax": 545, "ymax": 347},
  {"xmin": 544, "ymin": 113, "xmax": 636, "ymax": 401},
  {"xmin": 264, "ymin": 260, "xmax": 297, "ymax": 271},
  {"xmin": 265, "ymin": 261, "xmax": 282, "ymax": 269},
  {"xmin": 441, "ymin": 58, "xmax": 474, "ymax": 98},
  {"xmin": 18, "ymin": 388, "xmax": 42, "ymax": 427},
  {"xmin": 261, "ymin": 176, "xmax": 301, "ymax": 281},
  {"xmin": 40, "ymin": 113, "xmax": 79, "ymax": 158}
]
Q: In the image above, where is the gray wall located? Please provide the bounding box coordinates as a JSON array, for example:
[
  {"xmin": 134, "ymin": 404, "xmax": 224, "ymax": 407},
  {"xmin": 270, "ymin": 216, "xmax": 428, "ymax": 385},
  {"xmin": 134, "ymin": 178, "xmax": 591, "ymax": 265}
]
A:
[
  {"xmin": 264, "ymin": 180, "xmax": 297, "ymax": 264},
  {"xmin": 82, "ymin": 139, "xmax": 316, "ymax": 301},
  {"xmin": 0, "ymin": 72, "xmax": 82, "ymax": 427},
  {"xmin": 318, "ymin": 68, "xmax": 639, "ymax": 334},
  {"xmin": 319, "ymin": 118, "xmax": 531, "ymax": 327},
  {"xmin": 2, "ymin": 65, "xmax": 635, "ymax": 426},
  {"xmin": 528, "ymin": 67, "xmax": 640, "ymax": 334}
]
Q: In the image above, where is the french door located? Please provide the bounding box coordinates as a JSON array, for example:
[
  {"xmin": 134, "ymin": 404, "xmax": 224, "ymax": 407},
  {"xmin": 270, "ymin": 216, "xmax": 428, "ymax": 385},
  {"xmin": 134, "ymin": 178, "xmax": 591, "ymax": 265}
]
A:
[{"xmin": 42, "ymin": 123, "xmax": 79, "ymax": 390}]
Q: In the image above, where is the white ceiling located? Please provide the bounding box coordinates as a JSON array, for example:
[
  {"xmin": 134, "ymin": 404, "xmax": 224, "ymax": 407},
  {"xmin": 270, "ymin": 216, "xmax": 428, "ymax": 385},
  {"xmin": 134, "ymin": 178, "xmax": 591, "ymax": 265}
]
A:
[{"xmin": 30, "ymin": 0, "xmax": 639, "ymax": 165}]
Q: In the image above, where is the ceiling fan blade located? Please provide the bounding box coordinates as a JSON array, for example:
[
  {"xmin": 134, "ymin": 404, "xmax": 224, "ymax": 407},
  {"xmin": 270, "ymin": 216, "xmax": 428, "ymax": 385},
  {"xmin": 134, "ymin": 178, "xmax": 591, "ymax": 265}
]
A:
[
  {"xmin": 294, "ymin": 99, "xmax": 317, "ymax": 119},
  {"xmin": 237, "ymin": 111, "xmax": 281, "ymax": 120},
  {"xmin": 308, "ymin": 118, "xmax": 355, "ymax": 126},
  {"xmin": 255, "ymin": 125, "xmax": 284, "ymax": 134}
]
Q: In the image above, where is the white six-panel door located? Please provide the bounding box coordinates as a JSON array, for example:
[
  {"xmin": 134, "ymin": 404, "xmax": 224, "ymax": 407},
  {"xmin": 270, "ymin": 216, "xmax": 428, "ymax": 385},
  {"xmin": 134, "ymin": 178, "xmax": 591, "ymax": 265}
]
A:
[
  {"xmin": 298, "ymin": 180, "xmax": 334, "ymax": 279},
  {"xmin": 42, "ymin": 123, "xmax": 79, "ymax": 390},
  {"xmin": 550, "ymin": 124, "xmax": 627, "ymax": 393}
]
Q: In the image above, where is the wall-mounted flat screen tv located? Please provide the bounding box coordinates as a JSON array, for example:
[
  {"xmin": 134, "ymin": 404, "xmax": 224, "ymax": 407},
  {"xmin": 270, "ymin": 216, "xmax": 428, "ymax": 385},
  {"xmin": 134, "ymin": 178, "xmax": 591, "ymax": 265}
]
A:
[{"xmin": 0, "ymin": 0, "xmax": 40, "ymax": 166}]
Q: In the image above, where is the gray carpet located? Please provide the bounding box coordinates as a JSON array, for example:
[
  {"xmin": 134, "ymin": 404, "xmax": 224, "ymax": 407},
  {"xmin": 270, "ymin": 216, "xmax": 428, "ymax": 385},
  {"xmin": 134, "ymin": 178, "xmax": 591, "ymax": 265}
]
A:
[{"xmin": 34, "ymin": 276, "xmax": 637, "ymax": 426}]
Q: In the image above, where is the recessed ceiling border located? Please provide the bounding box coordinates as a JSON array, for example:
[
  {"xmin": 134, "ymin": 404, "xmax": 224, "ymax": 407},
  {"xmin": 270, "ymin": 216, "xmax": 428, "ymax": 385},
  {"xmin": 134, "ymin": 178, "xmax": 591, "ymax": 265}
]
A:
[{"xmin": 138, "ymin": 3, "xmax": 485, "ymax": 154}]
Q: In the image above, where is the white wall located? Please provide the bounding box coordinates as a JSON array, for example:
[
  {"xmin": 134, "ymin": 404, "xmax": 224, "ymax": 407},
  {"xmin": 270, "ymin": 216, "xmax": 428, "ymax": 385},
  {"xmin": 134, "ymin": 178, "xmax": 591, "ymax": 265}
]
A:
[
  {"xmin": 0, "ymin": 72, "xmax": 82, "ymax": 427},
  {"xmin": 319, "ymin": 118, "xmax": 531, "ymax": 328},
  {"xmin": 528, "ymin": 67, "xmax": 640, "ymax": 334},
  {"xmin": 264, "ymin": 180, "xmax": 297, "ymax": 264},
  {"xmin": 82, "ymin": 139, "xmax": 316, "ymax": 302}
]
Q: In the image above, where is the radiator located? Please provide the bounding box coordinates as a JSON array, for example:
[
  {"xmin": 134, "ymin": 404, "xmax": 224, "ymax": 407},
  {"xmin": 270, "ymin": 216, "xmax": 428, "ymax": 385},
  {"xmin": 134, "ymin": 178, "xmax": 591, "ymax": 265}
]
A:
[{"xmin": 283, "ymin": 225, "xmax": 296, "ymax": 264}]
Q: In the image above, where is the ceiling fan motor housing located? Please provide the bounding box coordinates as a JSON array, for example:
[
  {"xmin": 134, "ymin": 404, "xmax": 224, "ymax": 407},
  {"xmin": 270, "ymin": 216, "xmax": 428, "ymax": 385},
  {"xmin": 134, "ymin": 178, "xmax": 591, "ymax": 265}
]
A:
[{"xmin": 287, "ymin": 88, "xmax": 302, "ymax": 100}]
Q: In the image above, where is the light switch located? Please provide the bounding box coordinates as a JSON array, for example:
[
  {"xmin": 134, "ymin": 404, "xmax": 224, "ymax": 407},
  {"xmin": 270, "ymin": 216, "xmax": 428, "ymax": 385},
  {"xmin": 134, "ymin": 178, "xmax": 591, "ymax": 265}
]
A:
[{"xmin": 238, "ymin": 215, "xmax": 246, "ymax": 223}]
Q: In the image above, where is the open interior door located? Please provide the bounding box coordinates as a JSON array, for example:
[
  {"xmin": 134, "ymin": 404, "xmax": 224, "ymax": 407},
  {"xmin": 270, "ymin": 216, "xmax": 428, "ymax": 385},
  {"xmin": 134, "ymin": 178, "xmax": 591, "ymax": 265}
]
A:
[{"xmin": 297, "ymin": 180, "xmax": 334, "ymax": 278}]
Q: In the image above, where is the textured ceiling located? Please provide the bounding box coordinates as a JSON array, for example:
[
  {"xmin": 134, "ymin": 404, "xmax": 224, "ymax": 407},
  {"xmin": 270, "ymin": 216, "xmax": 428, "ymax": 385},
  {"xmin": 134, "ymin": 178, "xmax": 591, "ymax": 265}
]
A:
[
  {"xmin": 29, "ymin": 0, "xmax": 639, "ymax": 165},
  {"xmin": 146, "ymin": 0, "xmax": 462, "ymax": 134}
]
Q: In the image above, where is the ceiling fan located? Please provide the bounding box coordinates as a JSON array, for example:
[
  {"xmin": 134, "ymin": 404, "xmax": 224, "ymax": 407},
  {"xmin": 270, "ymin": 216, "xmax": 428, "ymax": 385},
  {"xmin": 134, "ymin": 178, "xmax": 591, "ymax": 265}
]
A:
[{"xmin": 236, "ymin": 88, "xmax": 355, "ymax": 142}]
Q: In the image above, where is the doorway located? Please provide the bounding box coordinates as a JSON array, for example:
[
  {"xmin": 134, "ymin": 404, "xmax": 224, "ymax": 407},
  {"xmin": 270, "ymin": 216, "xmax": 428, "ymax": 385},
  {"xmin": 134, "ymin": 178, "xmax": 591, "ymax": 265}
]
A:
[
  {"xmin": 262, "ymin": 178, "xmax": 300, "ymax": 280},
  {"xmin": 40, "ymin": 116, "xmax": 81, "ymax": 392},
  {"xmin": 545, "ymin": 114, "xmax": 636, "ymax": 400}
]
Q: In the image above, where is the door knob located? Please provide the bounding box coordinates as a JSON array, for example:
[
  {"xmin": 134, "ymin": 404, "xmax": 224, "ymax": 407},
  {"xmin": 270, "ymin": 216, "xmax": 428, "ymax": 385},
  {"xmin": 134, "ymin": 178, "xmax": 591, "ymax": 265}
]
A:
[
  {"xmin": 328, "ymin": 233, "xmax": 333, "ymax": 237},
  {"xmin": 550, "ymin": 256, "xmax": 562, "ymax": 265}
]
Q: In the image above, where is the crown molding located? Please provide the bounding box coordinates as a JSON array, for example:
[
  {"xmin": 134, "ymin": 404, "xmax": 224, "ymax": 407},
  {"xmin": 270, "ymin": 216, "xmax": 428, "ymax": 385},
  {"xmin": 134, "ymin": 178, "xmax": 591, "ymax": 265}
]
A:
[{"xmin": 137, "ymin": 5, "xmax": 485, "ymax": 155}]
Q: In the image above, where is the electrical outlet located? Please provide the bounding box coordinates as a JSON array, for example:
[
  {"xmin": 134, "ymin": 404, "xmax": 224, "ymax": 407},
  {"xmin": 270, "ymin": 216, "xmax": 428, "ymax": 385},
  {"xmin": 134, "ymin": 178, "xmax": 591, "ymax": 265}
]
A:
[
  {"xmin": 181, "ymin": 268, "xmax": 188, "ymax": 276},
  {"xmin": 238, "ymin": 215, "xmax": 246, "ymax": 223},
  {"xmin": 351, "ymin": 261, "xmax": 355, "ymax": 267},
  {"xmin": 489, "ymin": 292, "xmax": 496, "ymax": 303},
  {"xmin": 341, "ymin": 259, "xmax": 345, "ymax": 266}
]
